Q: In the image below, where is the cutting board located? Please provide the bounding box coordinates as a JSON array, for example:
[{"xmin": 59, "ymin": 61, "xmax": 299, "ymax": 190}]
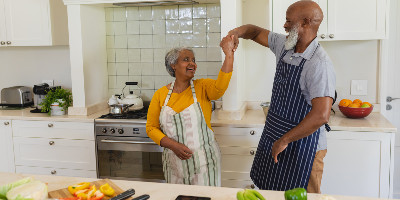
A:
[{"xmin": 48, "ymin": 179, "xmax": 132, "ymax": 200}]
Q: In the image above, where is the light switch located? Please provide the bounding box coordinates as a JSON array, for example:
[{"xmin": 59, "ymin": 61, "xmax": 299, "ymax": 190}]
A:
[{"xmin": 351, "ymin": 80, "xmax": 367, "ymax": 95}]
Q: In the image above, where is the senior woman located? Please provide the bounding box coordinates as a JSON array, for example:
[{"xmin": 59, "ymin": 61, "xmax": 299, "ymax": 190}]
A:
[{"xmin": 146, "ymin": 35, "xmax": 235, "ymax": 186}]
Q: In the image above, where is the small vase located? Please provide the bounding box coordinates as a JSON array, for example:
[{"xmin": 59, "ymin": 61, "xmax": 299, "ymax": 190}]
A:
[{"xmin": 50, "ymin": 99, "xmax": 65, "ymax": 116}]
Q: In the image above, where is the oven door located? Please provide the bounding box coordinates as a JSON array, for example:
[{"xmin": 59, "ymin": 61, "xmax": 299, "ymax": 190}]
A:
[{"xmin": 96, "ymin": 136, "xmax": 165, "ymax": 182}]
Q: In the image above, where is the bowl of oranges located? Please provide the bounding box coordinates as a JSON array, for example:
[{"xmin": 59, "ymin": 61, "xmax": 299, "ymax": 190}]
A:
[{"xmin": 338, "ymin": 99, "xmax": 373, "ymax": 119}]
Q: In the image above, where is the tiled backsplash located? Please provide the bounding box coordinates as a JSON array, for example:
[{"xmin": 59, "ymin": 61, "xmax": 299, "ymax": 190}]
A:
[{"xmin": 106, "ymin": 4, "xmax": 222, "ymax": 101}]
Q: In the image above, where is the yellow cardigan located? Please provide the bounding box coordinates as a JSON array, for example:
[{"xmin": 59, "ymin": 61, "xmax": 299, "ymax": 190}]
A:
[{"xmin": 146, "ymin": 70, "xmax": 232, "ymax": 145}]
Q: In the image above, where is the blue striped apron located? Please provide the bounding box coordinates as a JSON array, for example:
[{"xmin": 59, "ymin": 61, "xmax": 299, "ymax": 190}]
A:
[{"xmin": 250, "ymin": 50, "xmax": 320, "ymax": 191}]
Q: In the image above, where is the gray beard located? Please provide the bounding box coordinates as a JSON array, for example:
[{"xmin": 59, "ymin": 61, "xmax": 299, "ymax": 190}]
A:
[{"xmin": 285, "ymin": 26, "xmax": 299, "ymax": 50}]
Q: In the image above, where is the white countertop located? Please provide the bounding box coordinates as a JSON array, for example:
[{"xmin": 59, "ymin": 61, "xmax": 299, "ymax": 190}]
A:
[
  {"xmin": 0, "ymin": 108, "xmax": 108, "ymax": 122},
  {"xmin": 211, "ymin": 109, "xmax": 397, "ymax": 133},
  {"xmin": 0, "ymin": 172, "xmax": 395, "ymax": 200},
  {"xmin": 0, "ymin": 108, "xmax": 396, "ymax": 133}
]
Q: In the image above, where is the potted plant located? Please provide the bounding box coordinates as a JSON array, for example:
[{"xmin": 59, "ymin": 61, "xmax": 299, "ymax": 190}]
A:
[{"xmin": 40, "ymin": 88, "xmax": 73, "ymax": 116}]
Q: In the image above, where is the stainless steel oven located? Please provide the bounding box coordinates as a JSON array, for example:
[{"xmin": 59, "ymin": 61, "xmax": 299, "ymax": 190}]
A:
[{"xmin": 95, "ymin": 114, "xmax": 165, "ymax": 182}]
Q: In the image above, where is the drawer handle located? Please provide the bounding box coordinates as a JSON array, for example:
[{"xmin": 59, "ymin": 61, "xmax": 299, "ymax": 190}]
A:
[
  {"xmin": 4, "ymin": 122, "xmax": 9, "ymax": 125},
  {"xmin": 250, "ymin": 150, "xmax": 255, "ymax": 155},
  {"xmin": 49, "ymin": 141, "xmax": 55, "ymax": 145},
  {"xmin": 249, "ymin": 130, "xmax": 255, "ymax": 135},
  {"xmin": 6, "ymin": 41, "xmax": 11, "ymax": 45},
  {"xmin": 48, "ymin": 123, "xmax": 53, "ymax": 128},
  {"xmin": 51, "ymin": 170, "xmax": 57, "ymax": 175},
  {"xmin": 250, "ymin": 184, "xmax": 255, "ymax": 189}
]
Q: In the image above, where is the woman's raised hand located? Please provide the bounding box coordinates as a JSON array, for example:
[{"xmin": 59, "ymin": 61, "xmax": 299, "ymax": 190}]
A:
[
  {"xmin": 220, "ymin": 35, "xmax": 235, "ymax": 56},
  {"xmin": 227, "ymin": 29, "xmax": 240, "ymax": 51}
]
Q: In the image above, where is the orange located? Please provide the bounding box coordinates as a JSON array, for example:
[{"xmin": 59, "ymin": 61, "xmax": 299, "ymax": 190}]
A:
[
  {"xmin": 348, "ymin": 103, "xmax": 361, "ymax": 108},
  {"xmin": 339, "ymin": 99, "xmax": 352, "ymax": 107},
  {"xmin": 353, "ymin": 99, "xmax": 363, "ymax": 104},
  {"xmin": 363, "ymin": 102, "xmax": 372, "ymax": 107}
]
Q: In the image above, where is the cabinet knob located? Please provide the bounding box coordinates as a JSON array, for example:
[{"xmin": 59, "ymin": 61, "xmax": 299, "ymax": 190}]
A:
[
  {"xmin": 51, "ymin": 170, "xmax": 57, "ymax": 175},
  {"xmin": 6, "ymin": 41, "xmax": 11, "ymax": 45},
  {"xmin": 250, "ymin": 184, "xmax": 255, "ymax": 189},
  {"xmin": 249, "ymin": 130, "xmax": 255, "ymax": 135},
  {"xmin": 329, "ymin": 34, "xmax": 335, "ymax": 39},
  {"xmin": 250, "ymin": 150, "xmax": 255, "ymax": 155},
  {"xmin": 4, "ymin": 122, "xmax": 9, "ymax": 125},
  {"xmin": 48, "ymin": 123, "xmax": 53, "ymax": 127},
  {"xmin": 320, "ymin": 34, "xmax": 326, "ymax": 39},
  {"xmin": 49, "ymin": 141, "xmax": 55, "ymax": 145},
  {"xmin": 0, "ymin": 41, "xmax": 5, "ymax": 45}
]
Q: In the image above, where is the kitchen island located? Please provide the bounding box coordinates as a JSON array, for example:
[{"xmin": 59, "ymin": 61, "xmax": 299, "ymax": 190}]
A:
[{"xmin": 0, "ymin": 172, "xmax": 395, "ymax": 200}]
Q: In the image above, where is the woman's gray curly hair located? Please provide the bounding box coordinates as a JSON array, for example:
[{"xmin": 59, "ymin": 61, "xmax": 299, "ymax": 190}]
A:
[{"xmin": 165, "ymin": 47, "xmax": 194, "ymax": 77}]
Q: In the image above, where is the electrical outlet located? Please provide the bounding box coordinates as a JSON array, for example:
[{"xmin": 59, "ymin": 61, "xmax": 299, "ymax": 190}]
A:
[
  {"xmin": 351, "ymin": 80, "xmax": 367, "ymax": 95},
  {"xmin": 42, "ymin": 80, "xmax": 54, "ymax": 86}
]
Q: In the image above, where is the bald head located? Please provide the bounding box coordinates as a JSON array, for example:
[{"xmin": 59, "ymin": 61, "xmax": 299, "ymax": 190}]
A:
[{"xmin": 287, "ymin": 0, "xmax": 323, "ymax": 32}]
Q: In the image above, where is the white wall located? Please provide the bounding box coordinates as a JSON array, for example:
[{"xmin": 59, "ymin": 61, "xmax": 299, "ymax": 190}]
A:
[
  {"xmin": 0, "ymin": 46, "xmax": 72, "ymax": 98},
  {"xmin": 242, "ymin": 0, "xmax": 380, "ymax": 105}
]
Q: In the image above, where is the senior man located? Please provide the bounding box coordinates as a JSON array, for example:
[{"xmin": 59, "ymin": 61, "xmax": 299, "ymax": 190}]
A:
[{"xmin": 228, "ymin": 0, "xmax": 336, "ymax": 193}]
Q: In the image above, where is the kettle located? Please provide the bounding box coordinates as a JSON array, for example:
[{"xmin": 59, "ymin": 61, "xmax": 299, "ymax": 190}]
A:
[{"xmin": 118, "ymin": 91, "xmax": 144, "ymax": 111}]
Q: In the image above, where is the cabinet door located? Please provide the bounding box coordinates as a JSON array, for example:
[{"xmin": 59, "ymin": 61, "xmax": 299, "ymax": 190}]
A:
[
  {"xmin": 3, "ymin": 0, "xmax": 52, "ymax": 46},
  {"xmin": 272, "ymin": 0, "xmax": 327, "ymax": 37},
  {"xmin": 0, "ymin": 120, "xmax": 14, "ymax": 173},
  {"xmin": 13, "ymin": 137, "xmax": 96, "ymax": 171},
  {"xmin": 0, "ymin": 0, "xmax": 6, "ymax": 46},
  {"xmin": 327, "ymin": 0, "xmax": 387, "ymax": 40},
  {"xmin": 321, "ymin": 131, "xmax": 393, "ymax": 198}
]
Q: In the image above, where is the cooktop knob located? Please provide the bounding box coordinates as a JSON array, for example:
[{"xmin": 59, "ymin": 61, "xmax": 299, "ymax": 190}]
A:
[
  {"xmin": 118, "ymin": 129, "xmax": 124, "ymax": 134},
  {"xmin": 102, "ymin": 128, "xmax": 107, "ymax": 133},
  {"xmin": 110, "ymin": 129, "xmax": 115, "ymax": 134}
]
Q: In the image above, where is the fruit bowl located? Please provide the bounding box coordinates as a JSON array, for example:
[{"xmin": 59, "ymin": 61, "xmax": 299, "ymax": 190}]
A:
[{"xmin": 339, "ymin": 105, "xmax": 373, "ymax": 119}]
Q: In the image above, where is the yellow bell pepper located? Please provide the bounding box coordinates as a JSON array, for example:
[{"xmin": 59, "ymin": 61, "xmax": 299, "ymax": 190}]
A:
[
  {"xmin": 99, "ymin": 183, "xmax": 115, "ymax": 196},
  {"xmin": 68, "ymin": 182, "xmax": 91, "ymax": 195}
]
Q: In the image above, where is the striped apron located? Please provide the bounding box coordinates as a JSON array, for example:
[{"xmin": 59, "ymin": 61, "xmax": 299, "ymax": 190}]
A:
[
  {"xmin": 159, "ymin": 80, "xmax": 221, "ymax": 186},
  {"xmin": 250, "ymin": 50, "xmax": 320, "ymax": 191}
]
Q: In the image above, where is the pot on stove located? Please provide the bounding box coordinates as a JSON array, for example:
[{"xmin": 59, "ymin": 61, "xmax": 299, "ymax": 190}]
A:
[{"xmin": 109, "ymin": 104, "xmax": 134, "ymax": 115}]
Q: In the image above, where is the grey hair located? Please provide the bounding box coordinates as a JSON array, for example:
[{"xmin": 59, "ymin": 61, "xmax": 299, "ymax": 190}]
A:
[{"xmin": 165, "ymin": 47, "xmax": 194, "ymax": 77}]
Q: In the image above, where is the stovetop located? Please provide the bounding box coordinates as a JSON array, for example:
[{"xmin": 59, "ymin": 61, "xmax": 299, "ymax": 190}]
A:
[{"xmin": 98, "ymin": 107, "xmax": 148, "ymax": 120}]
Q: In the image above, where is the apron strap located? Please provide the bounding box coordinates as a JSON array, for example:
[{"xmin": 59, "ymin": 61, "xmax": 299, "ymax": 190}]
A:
[
  {"xmin": 163, "ymin": 80, "xmax": 197, "ymax": 106},
  {"xmin": 190, "ymin": 80, "xmax": 197, "ymax": 103},
  {"xmin": 163, "ymin": 81, "xmax": 175, "ymax": 106}
]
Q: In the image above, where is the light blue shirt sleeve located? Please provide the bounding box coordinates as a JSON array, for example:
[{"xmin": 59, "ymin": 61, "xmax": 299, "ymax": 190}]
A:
[{"xmin": 268, "ymin": 31, "xmax": 286, "ymax": 56}]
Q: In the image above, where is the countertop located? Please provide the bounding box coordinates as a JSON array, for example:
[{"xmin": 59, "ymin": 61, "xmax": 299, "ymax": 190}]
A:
[
  {"xmin": 0, "ymin": 172, "xmax": 395, "ymax": 200},
  {"xmin": 0, "ymin": 108, "xmax": 109, "ymax": 122},
  {"xmin": 0, "ymin": 108, "xmax": 396, "ymax": 133},
  {"xmin": 211, "ymin": 109, "xmax": 397, "ymax": 133}
]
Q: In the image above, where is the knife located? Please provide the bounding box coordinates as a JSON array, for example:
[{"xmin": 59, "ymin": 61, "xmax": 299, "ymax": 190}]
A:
[
  {"xmin": 131, "ymin": 194, "xmax": 150, "ymax": 200},
  {"xmin": 110, "ymin": 189, "xmax": 135, "ymax": 200}
]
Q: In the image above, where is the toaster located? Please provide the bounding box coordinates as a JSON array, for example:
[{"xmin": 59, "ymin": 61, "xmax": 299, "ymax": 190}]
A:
[{"xmin": 0, "ymin": 86, "xmax": 33, "ymax": 107}]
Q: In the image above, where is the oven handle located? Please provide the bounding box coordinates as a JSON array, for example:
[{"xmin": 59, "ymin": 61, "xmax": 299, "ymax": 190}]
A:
[{"xmin": 100, "ymin": 139, "xmax": 158, "ymax": 145}]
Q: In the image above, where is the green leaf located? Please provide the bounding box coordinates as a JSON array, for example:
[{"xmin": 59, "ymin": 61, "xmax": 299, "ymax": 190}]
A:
[
  {"xmin": 39, "ymin": 88, "xmax": 73, "ymax": 115},
  {"xmin": 0, "ymin": 177, "xmax": 33, "ymax": 200}
]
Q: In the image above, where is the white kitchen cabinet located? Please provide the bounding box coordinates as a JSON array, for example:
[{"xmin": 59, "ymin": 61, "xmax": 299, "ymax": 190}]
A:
[
  {"xmin": 0, "ymin": 0, "xmax": 68, "ymax": 47},
  {"xmin": 12, "ymin": 120, "xmax": 96, "ymax": 178},
  {"xmin": 213, "ymin": 127, "xmax": 263, "ymax": 189},
  {"xmin": 272, "ymin": 0, "xmax": 388, "ymax": 40},
  {"xmin": 0, "ymin": 120, "xmax": 14, "ymax": 173},
  {"xmin": 321, "ymin": 131, "xmax": 394, "ymax": 199}
]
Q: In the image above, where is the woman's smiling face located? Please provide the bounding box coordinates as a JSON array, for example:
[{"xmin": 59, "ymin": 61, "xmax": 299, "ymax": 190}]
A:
[{"xmin": 173, "ymin": 50, "xmax": 197, "ymax": 80}]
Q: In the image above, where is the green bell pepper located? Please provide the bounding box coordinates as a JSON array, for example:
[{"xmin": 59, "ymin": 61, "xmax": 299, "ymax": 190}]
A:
[{"xmin": 284, "ymin": 187, "xmax": 307, "ymax": 200}]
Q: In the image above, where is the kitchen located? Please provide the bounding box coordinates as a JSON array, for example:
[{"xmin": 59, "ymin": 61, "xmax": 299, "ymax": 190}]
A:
[{"xmin": 0, "ymin": 0, "xmax": 399, "ymax": 199}]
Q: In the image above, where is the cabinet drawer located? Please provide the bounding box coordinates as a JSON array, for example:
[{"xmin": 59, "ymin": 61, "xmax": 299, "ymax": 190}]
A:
[
  {"xmin": 222, "ymin": 171, "xmax": 251, "ymax": 181},
  {"xmin": 216, "ymin": 134, "xmax": 260, "ymax": 147},
  {"xmin": 12, "ymin": 120, "xmax": 94, "ymax": 140},
  {"xmin": 16, "ymin": 166, "xmax": 96, "ymax": 178},
  {"xmin": 213, "ymin": 127, "xmax": 263, "ymax": 136},
  {"xmin": 221, "ymin": 153, "xmax": 255, "ymax": 173},
  {"xmin": 221, "ymin": 179, "xmax": 258, "ymax": 189},
  {"xmin": 13, "ymin": 137, "xmax": 96, "ymax": 170}
]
